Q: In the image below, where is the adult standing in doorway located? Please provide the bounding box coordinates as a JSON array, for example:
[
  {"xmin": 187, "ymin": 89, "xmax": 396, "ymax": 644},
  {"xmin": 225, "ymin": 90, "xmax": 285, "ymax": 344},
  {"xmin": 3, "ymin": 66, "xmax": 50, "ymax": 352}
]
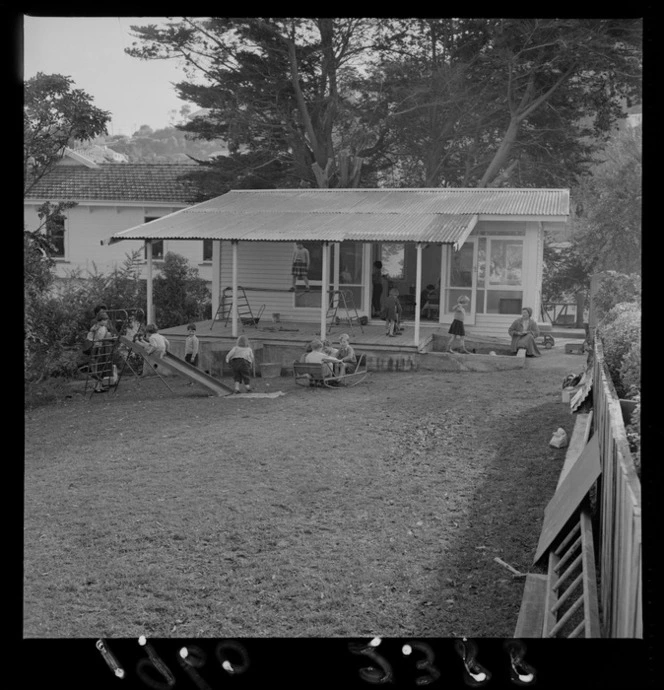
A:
[
  {"xmin": 290, "ymin": 242, "xmax": 310, "ymax": 292},
  {"xmin": 372, "ymin": 260, "xmax": 384, "ymax": 317}
]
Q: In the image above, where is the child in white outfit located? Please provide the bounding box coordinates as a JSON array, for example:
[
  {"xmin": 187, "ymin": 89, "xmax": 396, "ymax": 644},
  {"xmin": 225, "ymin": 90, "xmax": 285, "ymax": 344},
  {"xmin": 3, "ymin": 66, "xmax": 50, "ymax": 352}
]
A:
[
  {"xmin": 225, "ymin": 335, "xmax": 255, "ymax": 393},
  {"xmin": 145, "ymin": 324, "xmax": 169, "ymax": 358}
]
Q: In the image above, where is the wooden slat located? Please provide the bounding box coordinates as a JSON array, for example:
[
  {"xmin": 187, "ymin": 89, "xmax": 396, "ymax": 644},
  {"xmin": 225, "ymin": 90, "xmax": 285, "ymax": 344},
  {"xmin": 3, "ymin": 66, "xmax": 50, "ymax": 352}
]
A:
[
  {"xmin": 534, "ymin": 435, "xmax": 600, "ymax": 564},
  {"xmin": 592, "ymin": 340, "xmax": 642, "ymax": 638},
  {"xmin": 542, "ymin": 551, "xmax": 559, "ymax": 637},
  {"xmin": 548, "ymin": 594, "xmax": 584, "ymax": 637},
  {"xmin": 579, "ymin": 510, "xmax": 601, "ymax": 637},
  {"xmin": 552, "ymin": 553, "xmax": 582, "ymax": 592},
  {"xmin": 568, "ymin": 621, "xmax": 586, "ymax": 638},
  {"xmin": 553, "ymin": 521, "xmax": 581, "ymax": 557},
  {"xmin": 553, "ymin": 535, "xmax": 581, "ymax": 573},
  {"xmin": 514, "ymin": 574, "xmax": 548, "ymax": 638},
  {"xmin": 551, "ymin": 573, "xmax": 583, "ymax": 614},
  {"xmin": 557, "ymin": 412, "xmax": 593, "ymax": 489}
]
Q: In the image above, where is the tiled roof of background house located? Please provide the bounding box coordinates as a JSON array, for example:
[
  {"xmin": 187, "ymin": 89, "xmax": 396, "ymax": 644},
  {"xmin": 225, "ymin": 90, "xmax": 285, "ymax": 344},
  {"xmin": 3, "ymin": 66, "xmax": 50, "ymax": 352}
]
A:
[{"xmin": 25, "ymin": 163, "xmax": 200, "ymax": 204}]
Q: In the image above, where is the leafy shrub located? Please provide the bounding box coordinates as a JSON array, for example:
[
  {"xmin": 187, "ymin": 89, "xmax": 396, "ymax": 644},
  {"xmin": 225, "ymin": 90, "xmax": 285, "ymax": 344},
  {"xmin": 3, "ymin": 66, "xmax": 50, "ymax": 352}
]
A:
[
  {"xmin": 24, "ymin": 249, "xmax": 211, "ymax": 403},
  {"xmin": 593, "ymin": 271, "xmax": 641, "ymax": 318},
  {"xmin": 153, "ymin": 252, "xmax": 211, "ymax": 328},
  {"xmin": 625, "ymin": 395, "xmax": 641, "ymax": 477},
  {"xmin": 619, "ymin": 329, "xmax": 641, "ymax": 398},
  {"xmin": 25, "ymin": 251, "xmax": 148, "ymax": 385},
  {"xmin": 598, "ymin": 302, "xmax": 641, "ymax": 399},
  {"xmin": 78, "ymin": 250, "xmax": 147, "ymax": 320}
]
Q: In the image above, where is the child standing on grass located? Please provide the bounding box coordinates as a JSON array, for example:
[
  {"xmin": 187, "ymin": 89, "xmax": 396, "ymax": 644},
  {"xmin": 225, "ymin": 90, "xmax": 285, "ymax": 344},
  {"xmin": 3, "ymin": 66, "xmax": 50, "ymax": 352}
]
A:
[
  {"xmin": 88, "ymin": 312, "xmax": 113, "ymax": 392},
  {"xmin": 226, "ymin": 334, "xmax": 255, "ymax": 394},
  {"xmin": 447, "ymin": 295, "xmax": 471, "ymax": 353},
  {"xmin": 383, "ymin": 287, "xmax": 402, "ymax": 337},
  {"xmin": 184, "ymin": 323, "xmax": 200, "ymax": 367}
]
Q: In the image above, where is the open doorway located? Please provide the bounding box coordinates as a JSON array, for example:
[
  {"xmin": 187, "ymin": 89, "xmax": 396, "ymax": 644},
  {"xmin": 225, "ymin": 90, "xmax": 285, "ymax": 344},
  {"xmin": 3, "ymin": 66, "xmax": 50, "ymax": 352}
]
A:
[{"xmin": 371, "ymin": 243, "xmax": 442, "ymax": 321}]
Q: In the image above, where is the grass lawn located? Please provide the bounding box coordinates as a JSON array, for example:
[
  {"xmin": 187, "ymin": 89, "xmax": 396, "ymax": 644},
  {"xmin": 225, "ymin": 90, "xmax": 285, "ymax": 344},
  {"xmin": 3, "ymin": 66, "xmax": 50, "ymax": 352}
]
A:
[{"xmin": 24, "ymin": 350, "xmax": 576, "ymax": 638}]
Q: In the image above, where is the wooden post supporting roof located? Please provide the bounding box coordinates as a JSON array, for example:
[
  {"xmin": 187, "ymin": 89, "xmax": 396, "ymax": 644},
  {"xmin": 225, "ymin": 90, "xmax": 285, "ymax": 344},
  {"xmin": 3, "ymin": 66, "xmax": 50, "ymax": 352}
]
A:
[
  {"xmin": 146, "ymin": 240, "xmax": 154, "ymax": 324},
  {"xmin": 231, "ymin": 240, "xmax": 238, "ymax": 337},
  {"xmin": 414, "ymin": 243, "xmax": 423, "ymax": 347},
  {"xmin": 211, "ymin": 240, "xmax": 221, "ymax": 324},
  {"xmin": 320, "ymin": 241, "xmax": 330, "ymax": 342}
]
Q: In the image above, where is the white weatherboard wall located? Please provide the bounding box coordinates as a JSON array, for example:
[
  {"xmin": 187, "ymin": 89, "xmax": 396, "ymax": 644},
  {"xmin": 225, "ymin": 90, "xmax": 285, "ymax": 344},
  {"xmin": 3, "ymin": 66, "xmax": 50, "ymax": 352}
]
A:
[
  {"xmin": 24, "ymin": 202, "xmax": 214, "ymax": 283},
  {"xmin": 219, "ymin": 241, "xmax": 305, "ymax": 320}
]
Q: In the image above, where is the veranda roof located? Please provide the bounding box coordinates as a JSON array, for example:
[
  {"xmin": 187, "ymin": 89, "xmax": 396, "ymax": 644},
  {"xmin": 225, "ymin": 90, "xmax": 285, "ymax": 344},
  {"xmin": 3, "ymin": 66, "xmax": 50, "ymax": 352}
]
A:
[{"xmin": 108, "ymin": 187, "xmax": 569, "ymax": 249}]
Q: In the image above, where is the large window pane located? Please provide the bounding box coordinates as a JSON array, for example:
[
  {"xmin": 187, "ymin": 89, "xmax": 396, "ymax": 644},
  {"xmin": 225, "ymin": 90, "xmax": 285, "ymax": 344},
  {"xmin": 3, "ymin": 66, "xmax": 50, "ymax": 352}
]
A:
[
  {"xmin": 489, "ymin": 240, "xmax": 523, "ymax": 286},
  {"xmin": 446, "ymin": 289, "xmax": 473, "ymax": 312},
  {"xmin": 301, "ymin": 242, "xmax": 322, "ymax": 281},
  {"xmin": 477, "ymin": 238, "xmax": 486, "ymax": 287},
  {"xmin": 339, "ymin": 241, "xmax": 363, "ymax": 284},
  {"xmin": 450, "ymin": 244, "xmax": 473, "ymax": 287},
  {"xmin": 381, "ymin": 243, "xmax": 405, "ymax": 279},
  {"xmin": 487, "ymin": 291, "xmax": 523, "ymax": 314},
  {"xmin": 337, "ymin": 286, "xmax": 362, "ymax": 310}
]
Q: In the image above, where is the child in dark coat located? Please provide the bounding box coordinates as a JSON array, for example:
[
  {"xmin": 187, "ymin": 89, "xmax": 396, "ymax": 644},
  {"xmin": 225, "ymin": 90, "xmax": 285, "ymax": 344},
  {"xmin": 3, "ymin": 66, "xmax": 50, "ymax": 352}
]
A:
[{"xmin": 383, "ymin": 288, "xmax": 402, "ymax": 337}]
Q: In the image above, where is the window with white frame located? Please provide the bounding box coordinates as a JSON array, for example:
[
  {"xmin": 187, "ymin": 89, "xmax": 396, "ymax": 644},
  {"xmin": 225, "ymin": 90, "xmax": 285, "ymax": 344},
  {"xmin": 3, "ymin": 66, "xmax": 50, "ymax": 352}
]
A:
[
  {"xmin": 45, "ymin": 213, "xmax": 66, "ymax": 258},
  {"xmin": 476, "ymin": 236, "xmax": 524, "ymax": 314},
  {"xmin": 202, "ymin": 239, "xmax": 213, "ymax": 262},
  {"xmin": 143, "ymin": 217, "xmax": 164, "ymax": 260}
]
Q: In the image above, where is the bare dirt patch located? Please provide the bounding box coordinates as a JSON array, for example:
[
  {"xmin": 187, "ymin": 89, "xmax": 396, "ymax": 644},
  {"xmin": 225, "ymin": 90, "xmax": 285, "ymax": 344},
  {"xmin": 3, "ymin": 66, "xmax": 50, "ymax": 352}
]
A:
[{"xmin": 23, "ymin": 348, "xmax": 579, "ymax": 638}]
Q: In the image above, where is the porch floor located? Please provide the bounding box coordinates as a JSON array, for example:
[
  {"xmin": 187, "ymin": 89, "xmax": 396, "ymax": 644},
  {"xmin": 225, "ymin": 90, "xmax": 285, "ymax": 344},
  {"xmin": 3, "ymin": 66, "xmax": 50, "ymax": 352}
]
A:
[{"xmin": 161, "ymin": 316, "xmax": 453, "ymax": 353}]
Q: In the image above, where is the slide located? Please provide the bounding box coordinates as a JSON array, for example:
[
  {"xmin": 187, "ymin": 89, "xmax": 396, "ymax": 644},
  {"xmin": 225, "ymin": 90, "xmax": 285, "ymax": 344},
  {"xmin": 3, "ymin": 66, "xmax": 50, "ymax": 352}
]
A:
[{"xmin": 119, "ymin": 336, "xmax": 234, "ymax": 396}]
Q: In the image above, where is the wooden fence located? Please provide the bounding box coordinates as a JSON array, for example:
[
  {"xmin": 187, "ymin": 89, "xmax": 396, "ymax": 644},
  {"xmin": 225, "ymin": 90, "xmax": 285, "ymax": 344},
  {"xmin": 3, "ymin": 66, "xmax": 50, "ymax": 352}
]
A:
[{"xmin": 592, "ymin": 340, "xmax": 642, "ymax": 637}]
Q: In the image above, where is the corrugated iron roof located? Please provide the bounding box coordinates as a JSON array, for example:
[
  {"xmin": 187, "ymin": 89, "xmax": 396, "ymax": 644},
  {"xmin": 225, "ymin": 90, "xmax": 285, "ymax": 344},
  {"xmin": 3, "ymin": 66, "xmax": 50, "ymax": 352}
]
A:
[{"xmin": 110, "ymin": 187, "xmax": 568, "ymax": 245}]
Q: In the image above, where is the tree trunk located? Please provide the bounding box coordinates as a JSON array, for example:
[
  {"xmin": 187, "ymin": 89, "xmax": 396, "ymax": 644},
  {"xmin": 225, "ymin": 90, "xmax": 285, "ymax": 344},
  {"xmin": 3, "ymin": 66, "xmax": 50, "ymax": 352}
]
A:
[
  {"xmin": 478, "ymin": 117, "xmax": 520, "ymax": 188},
  {"xmin": 312, "ymin": 152, "xmax": 363, "ymax": 188},
  {"xmin": 575, "ymin": 290, "xmax": 587, "ymax": 329}
]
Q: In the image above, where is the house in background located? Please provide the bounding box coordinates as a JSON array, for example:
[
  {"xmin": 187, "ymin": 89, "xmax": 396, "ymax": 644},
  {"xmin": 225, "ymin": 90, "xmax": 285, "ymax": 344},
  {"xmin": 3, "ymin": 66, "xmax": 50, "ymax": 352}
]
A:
[
  {"xmin": 25, "ymin": 148, "xmax": 569, "ymax": 343},
  {"xmin": 24, "ymin": 149, "xmax": 206, "ymax": 281},
  {"xmin": 70, "ymin": 144, "xmax": 130, "ymax": 164},
  {"xmin": 110, "ymin": 187, "xmax": 570, "ymax": 342}
]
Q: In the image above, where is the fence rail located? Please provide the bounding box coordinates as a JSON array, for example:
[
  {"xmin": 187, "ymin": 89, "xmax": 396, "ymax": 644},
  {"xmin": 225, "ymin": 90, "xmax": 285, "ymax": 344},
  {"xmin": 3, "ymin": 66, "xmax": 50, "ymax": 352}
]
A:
[{"xmin": 592, "ymin": 340, "xmax": 642, "ymax": 638}]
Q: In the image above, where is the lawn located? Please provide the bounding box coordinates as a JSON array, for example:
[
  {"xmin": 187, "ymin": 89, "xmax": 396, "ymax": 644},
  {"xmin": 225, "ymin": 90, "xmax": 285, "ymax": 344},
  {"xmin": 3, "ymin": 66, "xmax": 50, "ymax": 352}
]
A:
[{"xmin": 23, "ymin": 351, "xmax": 575, "ymax": 638}]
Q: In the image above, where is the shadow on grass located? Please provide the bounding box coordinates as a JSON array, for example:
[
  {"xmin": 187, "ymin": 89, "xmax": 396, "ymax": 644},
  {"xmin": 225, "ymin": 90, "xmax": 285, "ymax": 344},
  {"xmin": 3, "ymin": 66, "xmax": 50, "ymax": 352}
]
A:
[{"xmin": 420, "ymin": 400, "xmax": 574, "ymax": 638}]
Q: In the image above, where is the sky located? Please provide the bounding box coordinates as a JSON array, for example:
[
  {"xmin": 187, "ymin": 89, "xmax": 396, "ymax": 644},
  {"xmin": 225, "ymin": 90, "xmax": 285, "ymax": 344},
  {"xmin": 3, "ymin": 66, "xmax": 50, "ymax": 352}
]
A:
[{"xmin": 23, "ymin": 16, "xmax": 195, "ymax": 136}]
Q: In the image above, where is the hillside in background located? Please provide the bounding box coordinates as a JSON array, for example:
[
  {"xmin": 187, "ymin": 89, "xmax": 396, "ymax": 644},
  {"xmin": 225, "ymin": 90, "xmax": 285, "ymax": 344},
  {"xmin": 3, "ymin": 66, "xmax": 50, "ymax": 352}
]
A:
[{"xmin": 87, "ymin": 124, "xmax": 228, "ymax": 163}]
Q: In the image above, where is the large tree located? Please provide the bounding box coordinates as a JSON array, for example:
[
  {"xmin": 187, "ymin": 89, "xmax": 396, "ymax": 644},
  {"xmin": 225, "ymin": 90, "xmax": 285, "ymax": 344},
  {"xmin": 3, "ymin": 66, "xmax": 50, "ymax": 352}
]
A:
[
  {"xmin": 24, "ymin": 72, "xmax": 111, "ymax": 194},
  {"xmin": 571, "ymin": 122, "xmax": 642, "ymax": 275},
  {"xmin": 24, "ymin": 74, "xmax": 110, "ymax": 380},
  {"xmin": 126, "ymin": 18, "xmax": 641, "ymax": 193},
  {"xmin": 126, "ymin": 18, "xmax": 389, "ymax": 193},
  {"xmin": 370, "ymin": 18, "xmax": 642, "ymax": 188}
]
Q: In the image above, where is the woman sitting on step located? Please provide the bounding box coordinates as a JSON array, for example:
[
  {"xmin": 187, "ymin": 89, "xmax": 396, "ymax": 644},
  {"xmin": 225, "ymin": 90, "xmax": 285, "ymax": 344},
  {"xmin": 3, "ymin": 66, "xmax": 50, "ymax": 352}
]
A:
[{"xmin": 508, "ymin": 307, "xmax": 541, "ymax": 357}]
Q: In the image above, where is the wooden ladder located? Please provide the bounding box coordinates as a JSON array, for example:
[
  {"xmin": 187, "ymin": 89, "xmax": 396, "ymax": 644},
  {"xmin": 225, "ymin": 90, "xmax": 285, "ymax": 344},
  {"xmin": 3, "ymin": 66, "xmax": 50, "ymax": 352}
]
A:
[
  {"xmin": 326, "ymin": 289, "xmax": 364, "ymax": 334},
  {"xmin": 212, "ymin": 287, "xmax": 259, "ymax": 328},
  {"xmin": 514, "ymin": 505, "xmax": 601, "ymax": 638}
]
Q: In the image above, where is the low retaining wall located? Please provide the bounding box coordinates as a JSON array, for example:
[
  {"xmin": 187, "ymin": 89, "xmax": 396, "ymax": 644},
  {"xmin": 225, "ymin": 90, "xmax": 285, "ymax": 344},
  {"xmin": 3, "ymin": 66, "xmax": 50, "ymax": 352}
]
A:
[
  {"xmin": 166, "ymin": 337, "xmax": 524, "ymax": 376},
  {"xmin": 416, "ymin": 351, "xmax": 525, "ymax": 372}
]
